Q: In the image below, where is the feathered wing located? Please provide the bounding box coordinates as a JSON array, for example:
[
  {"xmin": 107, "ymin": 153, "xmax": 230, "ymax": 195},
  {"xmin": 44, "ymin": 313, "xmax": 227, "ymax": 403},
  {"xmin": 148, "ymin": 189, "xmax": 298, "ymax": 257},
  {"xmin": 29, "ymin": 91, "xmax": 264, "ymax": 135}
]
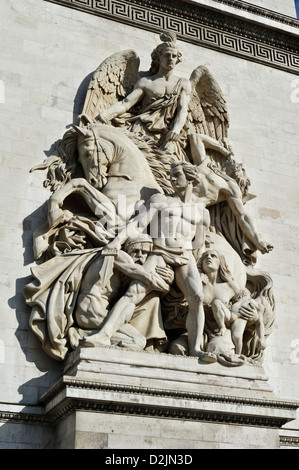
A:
[
  {"xmin": 81, "ymin": 49, "xmax": 140, "ymax": 122},
  {"xmin": 188, "ymin": 65, "xmax": 229, "ymax": 143}
]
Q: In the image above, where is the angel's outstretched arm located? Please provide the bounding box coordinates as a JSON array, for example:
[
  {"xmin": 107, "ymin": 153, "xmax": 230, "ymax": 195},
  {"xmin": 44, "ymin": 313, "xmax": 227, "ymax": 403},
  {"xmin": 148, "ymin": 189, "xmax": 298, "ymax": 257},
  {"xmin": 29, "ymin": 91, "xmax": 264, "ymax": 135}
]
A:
[{"xmin": 96, "ymin": 85, "xmax": 145, "ymax": 123}]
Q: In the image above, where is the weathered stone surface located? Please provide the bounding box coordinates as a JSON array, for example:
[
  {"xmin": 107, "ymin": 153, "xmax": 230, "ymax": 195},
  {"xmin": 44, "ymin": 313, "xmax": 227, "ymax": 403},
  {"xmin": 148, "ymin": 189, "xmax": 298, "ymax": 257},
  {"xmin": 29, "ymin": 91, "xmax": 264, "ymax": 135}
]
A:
[
  {"xmin": 0, "ymin": 0, "xmax": 298, "ymax": 448},
  {"xmin": 39, "ymin": 348, "xmax": 298, "ymax": 449}
]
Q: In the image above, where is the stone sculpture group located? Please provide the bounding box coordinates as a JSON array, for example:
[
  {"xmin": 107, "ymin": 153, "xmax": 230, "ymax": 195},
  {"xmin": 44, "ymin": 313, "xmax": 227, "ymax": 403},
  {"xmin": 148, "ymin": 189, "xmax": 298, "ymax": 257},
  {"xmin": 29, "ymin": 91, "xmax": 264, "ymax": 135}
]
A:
[{"xmin": 24, "ymin": 32, "xmax": 275, "ymax": 366}]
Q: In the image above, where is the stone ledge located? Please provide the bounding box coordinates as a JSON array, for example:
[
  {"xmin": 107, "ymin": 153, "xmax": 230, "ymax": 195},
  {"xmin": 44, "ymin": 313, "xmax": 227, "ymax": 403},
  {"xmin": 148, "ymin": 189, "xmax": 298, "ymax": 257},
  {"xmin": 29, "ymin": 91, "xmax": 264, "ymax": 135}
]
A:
[
  {"xmin": 279, "ymin": 429, "xmax": 299, "ymax": 447},
  {"xmin": 185, "ymin": 0, "xmax": 299, "ymax": 29},
  {"xmin": 0, "ymin": 403, "xmax": 46, "ymax": 426},
  {"xmin": 39, "ymin": 347, "xmax": 299, "ymax": 428}
]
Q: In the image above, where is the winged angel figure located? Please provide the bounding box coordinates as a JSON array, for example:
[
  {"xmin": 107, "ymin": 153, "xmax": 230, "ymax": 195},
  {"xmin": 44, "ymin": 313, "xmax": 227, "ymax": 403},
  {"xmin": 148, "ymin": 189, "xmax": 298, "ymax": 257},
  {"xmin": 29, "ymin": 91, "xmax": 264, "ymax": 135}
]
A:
[
  {"xmin": 80, "ymin": 32, "xmax": 271, "ymax": 260},
  {"xmin": 25, "ymin": 32, "xmax": 275, "ymax": 364},
  {"xmin": 82, "ymin": 32, "xmax": 233, "ymax": 191}
]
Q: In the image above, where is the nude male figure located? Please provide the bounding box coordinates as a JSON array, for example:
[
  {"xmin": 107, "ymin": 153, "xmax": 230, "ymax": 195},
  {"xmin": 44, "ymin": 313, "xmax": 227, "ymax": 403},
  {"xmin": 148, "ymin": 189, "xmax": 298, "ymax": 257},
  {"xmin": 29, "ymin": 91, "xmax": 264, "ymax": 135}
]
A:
[
  {"xmin": 82, "ymin": 161, "xmax": 217, "ymax": 362},
  {"xmin": 184, "ymin": 138, "xmax": 273, "ymax": 255}
]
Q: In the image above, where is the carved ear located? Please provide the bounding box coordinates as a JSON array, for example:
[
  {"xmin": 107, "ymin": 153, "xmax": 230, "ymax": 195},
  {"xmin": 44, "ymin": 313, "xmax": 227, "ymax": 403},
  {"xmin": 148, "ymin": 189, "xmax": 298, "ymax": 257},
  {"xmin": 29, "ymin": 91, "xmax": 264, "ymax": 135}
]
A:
[{"xmin": 72, "ymin": 125, "xmax": 89, "ymax": 137}]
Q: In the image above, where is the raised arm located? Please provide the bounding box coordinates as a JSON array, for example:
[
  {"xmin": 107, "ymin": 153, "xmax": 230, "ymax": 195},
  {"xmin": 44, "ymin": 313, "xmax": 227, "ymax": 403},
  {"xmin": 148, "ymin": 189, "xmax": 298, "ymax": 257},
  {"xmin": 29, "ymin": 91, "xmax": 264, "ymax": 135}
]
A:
[{"xmin": 224, "ymin": 183, "xmax": 273, "ymax": 254}]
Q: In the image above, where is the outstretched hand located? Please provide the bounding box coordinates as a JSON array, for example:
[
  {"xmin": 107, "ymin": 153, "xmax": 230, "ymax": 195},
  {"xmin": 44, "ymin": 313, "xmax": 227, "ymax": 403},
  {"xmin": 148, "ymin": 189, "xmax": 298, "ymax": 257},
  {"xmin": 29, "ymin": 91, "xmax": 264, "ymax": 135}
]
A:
[{"xmin": 259, "ymin": 241, "xmax": 274, "ymax": 254}]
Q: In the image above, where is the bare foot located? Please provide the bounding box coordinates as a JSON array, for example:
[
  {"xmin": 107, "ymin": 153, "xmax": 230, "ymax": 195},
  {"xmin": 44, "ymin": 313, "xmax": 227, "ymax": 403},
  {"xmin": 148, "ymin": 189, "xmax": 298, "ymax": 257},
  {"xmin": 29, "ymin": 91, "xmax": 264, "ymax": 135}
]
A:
[
  {"xmin": 190, "ymin": 350, "xmax": 217, "ymax": 363},
  {"xmin": 80, "ymin": 333, "xmax": 111, "ymax": 348}
]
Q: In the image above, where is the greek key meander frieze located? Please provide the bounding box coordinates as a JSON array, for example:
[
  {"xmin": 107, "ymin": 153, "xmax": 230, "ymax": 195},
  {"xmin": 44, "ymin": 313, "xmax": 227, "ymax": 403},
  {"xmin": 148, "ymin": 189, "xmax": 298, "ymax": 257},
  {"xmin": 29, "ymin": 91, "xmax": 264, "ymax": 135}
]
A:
[{"xmin": 45, "ymin": 0, "xmax": 299, "ymax": 74}]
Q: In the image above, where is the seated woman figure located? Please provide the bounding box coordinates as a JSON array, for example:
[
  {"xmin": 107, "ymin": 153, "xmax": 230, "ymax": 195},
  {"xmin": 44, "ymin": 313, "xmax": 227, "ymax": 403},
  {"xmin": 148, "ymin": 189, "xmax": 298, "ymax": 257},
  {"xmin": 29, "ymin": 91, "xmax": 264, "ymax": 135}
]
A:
[{"xmin": 198, "ymin": 249, "xmax": 266, "ymax": 356}]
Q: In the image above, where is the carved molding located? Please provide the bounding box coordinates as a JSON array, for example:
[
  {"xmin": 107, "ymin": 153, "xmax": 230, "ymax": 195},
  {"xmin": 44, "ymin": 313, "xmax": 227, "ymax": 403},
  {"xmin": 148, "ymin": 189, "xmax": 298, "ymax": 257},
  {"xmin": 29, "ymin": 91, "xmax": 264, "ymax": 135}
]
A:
[
  {"xmin": 206, "ymin": 0, "xmax": 299, "ymax": 27},
  {"xmin": 280, "ymin": 436, "xmax": 299, "ymax": 447},
  {"xmin": 40, "ymin": 376, "xmax": 298, "ymax": 410},
  {"xmin": 39, "ymin": 376, "xmax": 299, "ymax": 428},
  {"xmin": 49, "ymin": 399, "xmax": 288, "ymax": 428},
  {"xmin": 0, "ymin": 410, "xmax": 47, "ymax": 426},
  {"xmin": 44, "ymin": 0, "xmax": 299, "ymax": 74}
]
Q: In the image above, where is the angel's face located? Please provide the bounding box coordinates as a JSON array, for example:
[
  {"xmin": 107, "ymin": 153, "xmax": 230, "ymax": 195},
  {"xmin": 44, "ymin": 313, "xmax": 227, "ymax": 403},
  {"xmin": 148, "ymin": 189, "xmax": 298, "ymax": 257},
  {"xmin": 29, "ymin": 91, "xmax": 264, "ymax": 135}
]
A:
[{"xmin": 159, "ymin": 47, "xmax": 179, "ymax": 71}]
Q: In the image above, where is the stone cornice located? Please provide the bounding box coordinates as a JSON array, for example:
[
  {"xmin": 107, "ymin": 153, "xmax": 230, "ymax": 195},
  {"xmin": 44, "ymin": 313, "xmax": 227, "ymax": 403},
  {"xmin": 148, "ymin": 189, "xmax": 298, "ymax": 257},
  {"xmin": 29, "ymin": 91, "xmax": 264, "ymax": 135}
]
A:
[
  {"xmin": 193, "ymin": 0, "xmax": 299, "ymax": 28},
  {"xmin": 39, "ymin": 376, "xmax": 299, "ymax": 429},
  {"xmin": 40, "ymin": 376, "xmax": 299, "ymax": 411},
  {"xmin": 280, "ymin": 435, "xmax": 299, "ymax": 447},
  {"xmin": 44, "ymin": 0, "xmax": 299, "ymax": 74},
  {"xmin": 0, "ymin": 410, "xmax": 47, "ymax": 426}
]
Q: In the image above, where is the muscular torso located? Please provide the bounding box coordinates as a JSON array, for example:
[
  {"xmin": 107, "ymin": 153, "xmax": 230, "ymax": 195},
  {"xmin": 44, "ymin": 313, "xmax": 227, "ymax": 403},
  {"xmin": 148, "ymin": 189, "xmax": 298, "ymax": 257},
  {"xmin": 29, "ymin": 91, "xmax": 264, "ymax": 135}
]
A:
[
  {"xmin": 149, "ymin": 193, "xmax": 205, "ymax": 250},
  {"xmin": 139, "ymin": 75, "xmax": 183, "ymax": 98},
  {"xmin": 194, "ymin": 168, "xmax": 232, "ymax": 207},
  {"xmin": 136, "ymin": 75, "xmax": 189, "ymax": 109}
]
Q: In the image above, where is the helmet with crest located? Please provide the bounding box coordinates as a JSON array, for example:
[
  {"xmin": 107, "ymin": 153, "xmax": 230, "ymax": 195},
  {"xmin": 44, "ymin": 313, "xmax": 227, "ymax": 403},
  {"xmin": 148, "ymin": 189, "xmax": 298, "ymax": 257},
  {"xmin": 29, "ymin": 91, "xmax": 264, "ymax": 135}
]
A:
[{"xmin": 149, "ymin": 32, "xmax": 182, "ymax": 75}]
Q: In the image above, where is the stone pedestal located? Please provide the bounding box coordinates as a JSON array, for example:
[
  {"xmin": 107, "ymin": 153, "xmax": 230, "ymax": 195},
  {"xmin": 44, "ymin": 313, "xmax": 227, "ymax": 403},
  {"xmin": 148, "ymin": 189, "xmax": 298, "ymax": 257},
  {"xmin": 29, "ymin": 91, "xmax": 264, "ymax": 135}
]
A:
[{"xmin": 39, "ymin": 347, "xmax": 298, "ymax": 449}]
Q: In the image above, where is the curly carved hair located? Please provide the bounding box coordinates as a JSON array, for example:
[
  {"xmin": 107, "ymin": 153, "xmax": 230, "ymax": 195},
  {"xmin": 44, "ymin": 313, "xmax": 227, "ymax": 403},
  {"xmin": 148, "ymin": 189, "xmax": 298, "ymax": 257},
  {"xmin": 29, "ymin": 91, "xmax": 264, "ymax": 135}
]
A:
[{"xmin": 170, "ymin": 161, "xmax": 200, "ymax": 185}]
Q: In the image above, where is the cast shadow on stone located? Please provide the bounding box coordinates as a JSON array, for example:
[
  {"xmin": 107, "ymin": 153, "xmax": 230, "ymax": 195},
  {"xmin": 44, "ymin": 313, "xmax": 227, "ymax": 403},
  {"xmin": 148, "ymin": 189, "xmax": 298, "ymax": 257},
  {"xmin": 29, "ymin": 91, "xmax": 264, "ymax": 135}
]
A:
[
  {"xmin": 8, "ymin": 205, "xmax": 63, "ymax": 402},
  {"xmin": 0, "ymin": 397, "xmax": 55, "ymax": 448},
  {"xmin": 72, "ymin": 71, "xmax": 94, "ymax": 124},
  {"xmin": 6, "ymin": 73, "xmax": 93, "ymax": 387},
  {"xmin": 3, "ymin": 74, "xmax": 96, "ymax": 415}
]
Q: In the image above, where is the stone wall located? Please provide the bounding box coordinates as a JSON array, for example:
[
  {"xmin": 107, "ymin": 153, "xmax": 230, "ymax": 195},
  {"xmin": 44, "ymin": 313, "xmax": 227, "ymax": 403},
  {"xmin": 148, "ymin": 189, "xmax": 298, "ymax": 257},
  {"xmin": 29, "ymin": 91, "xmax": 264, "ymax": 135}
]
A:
[{"xmin": 0, "ymin": 0, "xmax": 298, "ymax": 448}]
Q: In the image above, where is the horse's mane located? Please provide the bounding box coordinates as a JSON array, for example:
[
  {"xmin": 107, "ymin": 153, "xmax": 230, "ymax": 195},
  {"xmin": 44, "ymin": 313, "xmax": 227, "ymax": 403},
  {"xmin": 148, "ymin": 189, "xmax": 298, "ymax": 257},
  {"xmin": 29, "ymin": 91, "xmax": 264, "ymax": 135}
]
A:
[
  {"xmin": 122, "ymin": 130, "xmax": 176, "ymax": 194},
  {"xmin": 82, "ymin": 122, "xmax": 176, "ymax": 194},
  {"xmin": 43, "ymin": 128, "xmax": 79, "ymax": 192},
  {"xmin": 40, "ymin": 122, "xmax": 174, "ymax": 194}
]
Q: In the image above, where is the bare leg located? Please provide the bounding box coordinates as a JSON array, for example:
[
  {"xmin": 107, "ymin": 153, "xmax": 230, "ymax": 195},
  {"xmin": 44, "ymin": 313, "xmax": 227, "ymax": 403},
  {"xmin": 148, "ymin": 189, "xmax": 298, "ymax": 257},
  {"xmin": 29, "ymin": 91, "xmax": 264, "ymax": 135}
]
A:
[
  {"xmin": 81, "ymin": 280, "xmax": 149, "ymax": 346},
  {"xmin": 211, "ymin": 299, "xmax": 231, "ymax": 336},
  {"xmin": 230, "ymin": 318, "xmax": 247, "ymax": 355},
  {"xmin": 189, "ymin": 134, "xmax": 207, "ymax": 165},
  {"xmin": 199, "ymin": 134, "xmax": 232, "ymax": 157},
  {"xmin": 81, "ymin": 254, "xmax": 165, "ymax": 347},
  {"xmin": 175, "ymin": 253, "xmax": 216, "ymax": 362},
  {"xmin": 255, "ymin": 315, "xmax": 266, "ymax": 353}
]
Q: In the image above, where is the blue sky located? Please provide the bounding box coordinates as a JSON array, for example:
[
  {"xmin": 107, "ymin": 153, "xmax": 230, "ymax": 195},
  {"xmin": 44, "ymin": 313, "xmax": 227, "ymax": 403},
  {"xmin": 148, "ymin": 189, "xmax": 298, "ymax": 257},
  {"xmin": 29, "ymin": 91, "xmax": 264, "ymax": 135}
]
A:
[{"xmin": 295, "ymin": 0, "xmax": 299, "ymax": 18}]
